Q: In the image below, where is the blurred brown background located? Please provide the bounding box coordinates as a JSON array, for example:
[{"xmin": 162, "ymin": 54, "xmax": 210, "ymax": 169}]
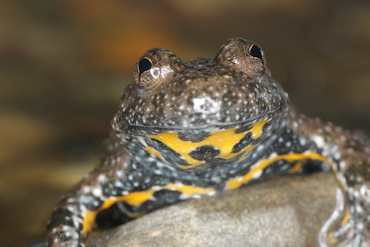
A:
[{"xmin": 1, "ymin": 0, "xmax": 370, "ymax": 245}]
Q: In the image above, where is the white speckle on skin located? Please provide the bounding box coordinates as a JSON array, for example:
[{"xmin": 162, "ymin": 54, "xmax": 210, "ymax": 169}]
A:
[
  {"xmin": 151, "ymin": 186, "xmax": 162, "ymax": 191},
  {"xmin": 92, "ymin": 188, "xmax": 102, "ymax": 197},
  {"xmin": 82, "ymin": 186, "xmax": 91, "ymax": 193},
  {"xmin": 334, "ymin": 152, "xmax": 341, "ymax": 160},
  {"xmin": 340, "ymin": 161, "xmax": 346, "ymax": 170},
  {"xmin": 353, "ymin": 190, "xmax": 360, "ymax": 198},
  {"xmin": 98, "ymin": 174, "xmax": 106, "ymax": 182},
  {"xmin": 208, "ymin": 191, "xmax": 216, "ymax": 196},
  {"xmin": 312, "ymin": 135, "xmax": 324, "ymax": 148},
  {"xmin": 252, "ymin": 169, "xmax": 263, "ymax": 179}
]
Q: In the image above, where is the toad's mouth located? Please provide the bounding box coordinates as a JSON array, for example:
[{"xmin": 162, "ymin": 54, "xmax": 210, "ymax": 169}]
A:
[{"xmin": 125, "ymin": 108, "xmax": 280, "ymax": 131}]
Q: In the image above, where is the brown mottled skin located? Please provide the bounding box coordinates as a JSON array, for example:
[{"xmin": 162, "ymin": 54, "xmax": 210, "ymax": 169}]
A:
[{"xmin": 46, "ymin": 38, "xmax": 370, "ymax": 246}]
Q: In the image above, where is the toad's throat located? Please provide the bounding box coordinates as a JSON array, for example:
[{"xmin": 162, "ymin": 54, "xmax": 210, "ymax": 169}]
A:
[{"xmin": 146, "ymin": 119, "xmax": 270, "ymax": 168}]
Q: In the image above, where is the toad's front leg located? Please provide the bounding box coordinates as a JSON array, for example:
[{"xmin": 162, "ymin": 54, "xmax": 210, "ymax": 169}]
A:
[
  {"xmin": 46, "ymin": 129, "xmax": 166, "ymax": 246},
  {"xmin": 46, "ymin": 145, "xmax": 144, "ymax": 246},
  {"xmin": 46, "ymin": 131, "xmax": 217, "ymax": 247}
]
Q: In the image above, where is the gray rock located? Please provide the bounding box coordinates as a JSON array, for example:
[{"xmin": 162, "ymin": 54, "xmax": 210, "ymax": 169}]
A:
[{"xmin": 85, "ymin": 173, "xmax": 338, "ymax": 247}]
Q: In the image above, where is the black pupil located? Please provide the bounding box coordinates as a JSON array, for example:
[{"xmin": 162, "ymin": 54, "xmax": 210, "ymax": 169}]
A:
[
  {"xmin": 139, "ymin": 58, "xmax": 152, "ymax": 74},
  {"xmin": 250, "ymin": 45, "xmax": 263, "ymax": 63}
]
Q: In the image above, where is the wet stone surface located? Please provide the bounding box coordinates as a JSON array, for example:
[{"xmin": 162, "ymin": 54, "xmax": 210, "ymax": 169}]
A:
[{"xmin": 85, "ymin": 172, "xmax": 338, "ymax": 247}]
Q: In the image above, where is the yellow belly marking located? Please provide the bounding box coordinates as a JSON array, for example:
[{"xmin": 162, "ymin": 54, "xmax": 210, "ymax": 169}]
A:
[
  {"xmin": 82, "ymin": 184, "xmax": 216, "ymax": 234},
  {"xmin": 82, "ymin": 189, "xmax": 156, "ymax": 233},
  {"xmin": 225, "ymin": 151, "xmax": 329, "ymax": 190},
  {"xmin": 147, "ymin": 120, "xmax": 269, "ymax": 167}
]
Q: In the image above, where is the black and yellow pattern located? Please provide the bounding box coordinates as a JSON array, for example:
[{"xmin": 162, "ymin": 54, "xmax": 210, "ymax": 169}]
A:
[
  {"xmin": 146, "ymin": 119, "xmax": 270, "ymax": 168},
  {"xmin": 46, "ymin": 38, "xmax": 370, "ymax": 247}
]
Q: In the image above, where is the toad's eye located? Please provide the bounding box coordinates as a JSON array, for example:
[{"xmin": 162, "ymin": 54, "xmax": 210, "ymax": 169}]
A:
[
  {"xmin": 249, "ymin": 44, "xmax": 264, "ymax": 64},
  {"xmin": 139, "ymin": 58, "xmax": 152, "ymax": 74},
  {"xmin": 134, "ymin": 48, "xmax": 184, "ymax": 97},
  {"xmin": 216, "ymin": 38, "xmax": 266, "ymax": 77}
]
